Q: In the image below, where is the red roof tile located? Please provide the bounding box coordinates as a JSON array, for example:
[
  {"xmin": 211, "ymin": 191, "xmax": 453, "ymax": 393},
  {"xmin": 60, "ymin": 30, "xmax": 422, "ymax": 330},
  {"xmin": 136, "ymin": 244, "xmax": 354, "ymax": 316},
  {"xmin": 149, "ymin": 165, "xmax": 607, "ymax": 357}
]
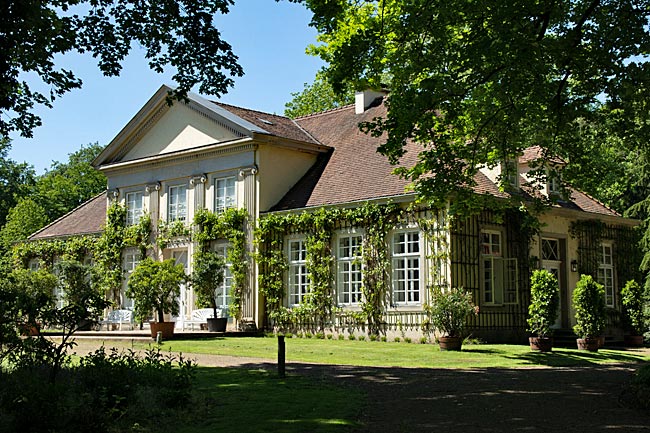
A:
[{"xmin": 29, "ymin": 193, "xmax": 107, "ymax": 240}]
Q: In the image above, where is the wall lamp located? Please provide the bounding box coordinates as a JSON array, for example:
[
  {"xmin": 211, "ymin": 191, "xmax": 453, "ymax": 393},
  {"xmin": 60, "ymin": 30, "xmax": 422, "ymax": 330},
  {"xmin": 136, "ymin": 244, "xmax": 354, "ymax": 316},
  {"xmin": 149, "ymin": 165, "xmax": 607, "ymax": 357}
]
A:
[{"xmin": 570, "ymin": 260, "xmax": 578, "ymax": 272}]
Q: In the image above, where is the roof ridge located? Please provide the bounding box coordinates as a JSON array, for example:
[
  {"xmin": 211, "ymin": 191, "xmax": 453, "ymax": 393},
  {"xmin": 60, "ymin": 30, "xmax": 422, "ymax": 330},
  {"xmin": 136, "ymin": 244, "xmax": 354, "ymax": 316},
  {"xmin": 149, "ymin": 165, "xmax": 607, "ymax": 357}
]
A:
[
  {"xmin": 213, "ymin": 101, "xmax": 287, "ymax": 120},
  {"xmin": 289, "ymin": 118, "xmax": 322, "ymax": 146},
  {"xmin": 294, "ymin": 103, "xmax": 355, "ymax": 120},
  {"xmin": 28, "ymin": 191, "xmax": 107, "ymax": 240}
]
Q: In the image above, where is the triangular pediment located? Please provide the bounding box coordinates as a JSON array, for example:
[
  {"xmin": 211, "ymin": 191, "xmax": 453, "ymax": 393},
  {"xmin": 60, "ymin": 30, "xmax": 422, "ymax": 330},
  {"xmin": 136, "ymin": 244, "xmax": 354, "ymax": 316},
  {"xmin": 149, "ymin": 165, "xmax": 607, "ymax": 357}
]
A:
[{"xmin": 94, "ymin": 85, "xmax": 269, "ymax": 167}]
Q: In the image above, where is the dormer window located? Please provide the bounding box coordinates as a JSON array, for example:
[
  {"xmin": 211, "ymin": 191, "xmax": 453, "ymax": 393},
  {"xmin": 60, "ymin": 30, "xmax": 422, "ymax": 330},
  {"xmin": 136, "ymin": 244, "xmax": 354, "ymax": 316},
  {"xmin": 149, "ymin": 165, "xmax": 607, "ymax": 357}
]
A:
[
  {"xmin": 503, "ymin": 159, "xmax": 519, "ymax": 189},
  {"xmin": 547, "ymin": 171, "xmax": 561, "ymax": 196}
]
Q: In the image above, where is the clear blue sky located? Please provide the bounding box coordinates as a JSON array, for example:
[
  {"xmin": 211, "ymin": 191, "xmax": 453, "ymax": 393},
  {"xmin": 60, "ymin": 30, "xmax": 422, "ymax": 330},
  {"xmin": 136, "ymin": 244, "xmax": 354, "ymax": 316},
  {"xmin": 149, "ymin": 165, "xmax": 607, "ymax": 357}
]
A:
[{"xmin": 9, "ymin": 1, "xmax": 324, "ymax": 173}]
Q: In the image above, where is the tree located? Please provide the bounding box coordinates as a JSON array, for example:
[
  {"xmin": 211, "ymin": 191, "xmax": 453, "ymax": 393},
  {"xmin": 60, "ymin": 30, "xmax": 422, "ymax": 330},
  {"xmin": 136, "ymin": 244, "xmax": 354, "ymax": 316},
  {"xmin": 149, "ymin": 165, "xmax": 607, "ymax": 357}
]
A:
[
  {"xmin": 0, "ymin": 197, "xmax": 49, "ymax": 251},
  {"xmin": 297, "ymin": 0, "xmax": 650, "ymax": 209},
  {"xmin": 284, "ymin": 70, "xmax": 355, "ymax": 118},
  {"xmin": 190, "ymin": 250, "xmax": 226, "ymax": 320},
  {"xmin": 34, "ymin": 142, "xmax": 107, "ymax": 221},
  {"xmin": 0, "ymin": 139, "xmax": 35, "ymax": 226},
  {"xmin": 1, "ymin": 0, "xmax": 244, "ymax": 139}
]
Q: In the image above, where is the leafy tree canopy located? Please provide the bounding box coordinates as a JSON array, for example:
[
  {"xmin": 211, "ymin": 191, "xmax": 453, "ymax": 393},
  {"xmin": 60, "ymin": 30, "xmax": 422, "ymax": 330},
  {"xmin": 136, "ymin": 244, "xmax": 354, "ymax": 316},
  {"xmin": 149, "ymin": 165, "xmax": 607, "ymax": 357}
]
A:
[
  {"xmin": 1, "ymin": 0, "xmax": 243, "ymax": 139},
  {"xmin": 284, "ymin": 70, "xmax": 355, "ymax": 118},
  {"xmin": 0, "ymin": 139, "xmax": 36, "ymax": 226},
  {"xmin": 0, "ymin": 197, "xmax": 49, "ymax": 252},
  {"xmin": 296, "ymin": 0, "xmax": 650, "ymax": 208},
  {"xmin": 34, "ymin": 142, "xmax": 107, "ymax": 221}
]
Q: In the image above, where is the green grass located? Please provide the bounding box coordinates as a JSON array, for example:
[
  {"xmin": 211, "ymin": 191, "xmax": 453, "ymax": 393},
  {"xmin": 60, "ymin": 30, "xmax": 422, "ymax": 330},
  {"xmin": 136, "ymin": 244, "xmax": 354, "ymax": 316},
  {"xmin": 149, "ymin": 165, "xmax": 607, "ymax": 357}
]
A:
[
  {"xmin": 77, "ymin": 336, "xmax": 650, "ymax": 369},
  {"xmin": 173, "ymin": 368, "xmax": 361, "ymax": 433}
]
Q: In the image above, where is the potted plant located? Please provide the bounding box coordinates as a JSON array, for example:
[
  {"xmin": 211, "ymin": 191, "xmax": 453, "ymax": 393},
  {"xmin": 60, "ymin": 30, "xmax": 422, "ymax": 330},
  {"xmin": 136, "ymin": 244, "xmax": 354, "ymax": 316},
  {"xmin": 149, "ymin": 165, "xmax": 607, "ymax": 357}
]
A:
[
  {"xmin": 527, "ymin": 269, "xmax": 560, "ymax": 352},
  {"xmin": 426, "ymin": 286, "xmax": 478, "ymax": 351},
  {"xmin": 190, "ymin": 250, "xmax": 227, "ymax": 332},
  {"xmin": 572, "ymin": 274, "xmax": 606, "ymax": 351},
  {"xmin": 621, "ymin": 279, "xmax": 646, "ymax": 347},
  {"xmin": 127, "ymin": 257, "xmax": 186, "ymax": 339}
]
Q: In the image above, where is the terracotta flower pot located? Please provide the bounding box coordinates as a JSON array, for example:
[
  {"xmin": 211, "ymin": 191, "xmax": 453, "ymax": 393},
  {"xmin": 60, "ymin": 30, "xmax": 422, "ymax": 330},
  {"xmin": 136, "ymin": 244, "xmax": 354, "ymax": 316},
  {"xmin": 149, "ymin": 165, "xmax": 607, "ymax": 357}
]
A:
[
  {"xmin": 438, "ymin": 336, "xmax": 463, "ymax": 351},
  {"xmin": 624, "ymin": 335, "xmax": 644, "ymax": 347},
  {"xmin": 529, "ymin": 336, "xmax": 553, "ymax": 352},
  {"xmin": 576, "ymin": 337, "xmax": 599, "ymax": 352},
  {"xmin": 150, "ymin": 321, "xmax": 175, "ymax": 340}
]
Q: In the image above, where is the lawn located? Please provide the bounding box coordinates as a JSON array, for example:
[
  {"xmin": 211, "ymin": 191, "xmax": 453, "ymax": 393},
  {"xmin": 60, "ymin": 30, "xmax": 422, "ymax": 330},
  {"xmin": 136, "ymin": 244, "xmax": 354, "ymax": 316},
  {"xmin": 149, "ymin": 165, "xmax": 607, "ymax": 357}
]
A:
[
  {"xmin": 173, "ymin": 367, "xmax": 362, "ymax": 433},
  {"xmin": 76, "ymin": 335, "xmax": 650, "ymax": 369}
]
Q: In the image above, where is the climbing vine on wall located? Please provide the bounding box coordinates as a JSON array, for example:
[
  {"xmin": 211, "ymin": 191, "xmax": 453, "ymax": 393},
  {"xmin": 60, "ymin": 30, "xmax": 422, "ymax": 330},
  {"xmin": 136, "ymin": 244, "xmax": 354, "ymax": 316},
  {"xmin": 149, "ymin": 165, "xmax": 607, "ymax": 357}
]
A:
[{"xmin": 193, "ymin": 207, "xmax": 248, "ymax": 321}]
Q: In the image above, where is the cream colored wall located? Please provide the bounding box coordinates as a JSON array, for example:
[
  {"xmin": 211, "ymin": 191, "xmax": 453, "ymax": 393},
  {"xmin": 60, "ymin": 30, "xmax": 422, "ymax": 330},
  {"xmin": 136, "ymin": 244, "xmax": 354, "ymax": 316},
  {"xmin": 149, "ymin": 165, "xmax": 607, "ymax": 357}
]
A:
[
  {"xmin": 257, "ymin": 144, "xmax": 320, "ymax": 211},
  {"xmin": 122, "ymin": 103, "xmax": 238, "ymax": 161}
]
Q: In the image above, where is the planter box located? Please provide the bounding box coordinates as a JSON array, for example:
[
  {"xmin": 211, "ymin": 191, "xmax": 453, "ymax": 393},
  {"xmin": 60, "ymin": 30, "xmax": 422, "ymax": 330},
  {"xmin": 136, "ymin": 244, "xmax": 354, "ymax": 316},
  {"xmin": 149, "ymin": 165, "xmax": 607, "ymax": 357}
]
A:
[
  {"xmin": 529, "ymin": 336, "xmax": 553, "ymax": 352},
  {"xmin": 150, "ymin": 321, "xmax": 175, "ymax": 340},
  {"xmin": 576, "ymin": 337, "xmax": 599, "ymax": 352},
  {"xmin": 438, "ymin": 336, "xmax": 463, "ymax": 351},
  {"xmin": 206, "ymin": 317, "xmax": 227, "ymax": 332}
]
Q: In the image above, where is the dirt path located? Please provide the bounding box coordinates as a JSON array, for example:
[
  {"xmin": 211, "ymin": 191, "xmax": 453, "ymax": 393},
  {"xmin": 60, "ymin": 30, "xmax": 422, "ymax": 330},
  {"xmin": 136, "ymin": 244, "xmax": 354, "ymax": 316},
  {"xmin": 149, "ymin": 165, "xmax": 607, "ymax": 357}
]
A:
[{"xmin": 71, "ymin": 340, "xmax": 650, "ymax": 432}]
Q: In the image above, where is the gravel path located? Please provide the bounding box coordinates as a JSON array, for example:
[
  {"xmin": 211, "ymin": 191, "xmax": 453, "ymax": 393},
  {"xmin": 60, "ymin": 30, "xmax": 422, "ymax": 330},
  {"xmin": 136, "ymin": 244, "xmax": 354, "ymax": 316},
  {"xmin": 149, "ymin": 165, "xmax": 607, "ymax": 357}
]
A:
[{"xmin": 71, "ymin": 340, "xmax": 650, "ymax": 433}]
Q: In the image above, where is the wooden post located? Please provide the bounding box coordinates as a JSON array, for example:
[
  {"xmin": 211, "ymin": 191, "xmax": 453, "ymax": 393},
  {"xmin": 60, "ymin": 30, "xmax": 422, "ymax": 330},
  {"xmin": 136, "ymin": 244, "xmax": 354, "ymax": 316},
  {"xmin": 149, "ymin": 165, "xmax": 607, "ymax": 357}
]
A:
[{"xmin": 278, "ymin": 335, "xmax": 285, "ymax": 378}]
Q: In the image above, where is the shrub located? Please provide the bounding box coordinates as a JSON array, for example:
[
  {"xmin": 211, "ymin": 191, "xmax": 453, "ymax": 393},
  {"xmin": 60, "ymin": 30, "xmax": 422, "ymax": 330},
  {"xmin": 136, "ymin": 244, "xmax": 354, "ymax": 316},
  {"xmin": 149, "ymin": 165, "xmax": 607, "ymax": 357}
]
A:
[
  {"xmin": 357, "ymin": 335, "xmax": 365, "ymax": 341},
  {"xmin": 572, "ymin": 274, "xmax": 606, "ymax": 338},
  {"xmin": 394, "ymin": 337, "xmax": 401, "ymax": 343},
  {"xmin": 527, "ymin": 269, "xmax": 560, "ymax": 338},
  {"xmin": 380, "ymin": 336, "xmax": 387, "ymax": 342},
  {"xmin": 404, "ymin": 337, "xmax": 412, "ymax": 343},
  {"xmin": 419, "ymin": 337, "xmax": 428, "ymax": 344},
  {"xmin": 326, "ymin": 333, "xmax": 333, "ymax": 340},
  {"xmin": 426, "ymin": 287, "xmax": 477, "ymax": 337},
  {"xmin": 338, "ymin": 334, "xmax": 345, "ymax": 340},
  {"xmin": 315, "ymin": 332, "xmax": 325, "ymax": 339},
  {"xmin": 621, "ymin": 280, "xmax": 647, "ymax": 336},
  {"xmin": 369, "ymin": 334, "xmax": 378, "ymax": 341},
  {"xmin": 348, "ymin": 334, "xmax": 356, "ymax": 341}
]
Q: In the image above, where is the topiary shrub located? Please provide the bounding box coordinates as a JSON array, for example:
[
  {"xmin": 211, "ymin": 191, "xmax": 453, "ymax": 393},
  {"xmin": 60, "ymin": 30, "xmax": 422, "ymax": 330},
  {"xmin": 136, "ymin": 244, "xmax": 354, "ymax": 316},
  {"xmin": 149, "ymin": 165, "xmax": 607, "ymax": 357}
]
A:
[
  {"xmin": 527, "ymin": 269, "xmax": 560, "ymax": 338},
  {"xmin": 621, "ymin": 279, "xmax": 647, "ymax": 336},
  {"xmin": 572, "ymin": 274, "xmax": 606, "ymax": 339}
]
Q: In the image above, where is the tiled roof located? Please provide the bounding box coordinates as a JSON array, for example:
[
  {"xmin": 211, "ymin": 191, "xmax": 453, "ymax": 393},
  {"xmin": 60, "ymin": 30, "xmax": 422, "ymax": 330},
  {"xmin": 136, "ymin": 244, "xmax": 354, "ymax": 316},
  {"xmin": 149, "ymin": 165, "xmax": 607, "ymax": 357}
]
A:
[
  {"xmin": 29, "ymin": 192, "xmax": 107, "ymax": 240},
  {"xmin": 274, "ymin": 99, "xmax": 422, "ymax": 210},
  {"xmin": 520, "ymin": 145, "xmax": 565, "ymax": 165},
  {"xmin": 213, "ymin": 102, "xmax": 321, "ymax": 145}
]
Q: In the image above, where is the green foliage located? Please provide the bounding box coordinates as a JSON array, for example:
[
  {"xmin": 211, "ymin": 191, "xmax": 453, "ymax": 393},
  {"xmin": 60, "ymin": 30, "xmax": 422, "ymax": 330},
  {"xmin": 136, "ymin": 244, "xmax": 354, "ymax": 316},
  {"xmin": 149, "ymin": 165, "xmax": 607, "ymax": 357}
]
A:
[
  {"xmin": 572, "ymin": 274, "xmax": 607, "ymax": 338},
  {"xmin": 425, "ymin": 287, "xmax": 477, "ymax": 338},
  {"xmin": 621, "ymin": 280, "xmax": 647, "ymax": 336},
  {"xmin": 0, "ymin": 140, "xmax": 35, "ymax": 227},
  {"xmin": 527, "ymin": 270, "xmax": 560, "ymax": 338},
  {"xmin": 127, "ymin": 258, "xmax": 186, "ymax": 324},
  {"xmin": 300, "ymin": 0, "xmax": 650, "ymax": 213},
  {"xmin": 193, "ymin": 208, "xmax": 248, "ymax": 320},
  {"xmin": 0, "ymin": 197, "xmax": 48, "ymax": 251},
  {"xmin": 1, "ymin": 0, "xmax": 243, "ymax": 139},
  {"xmin": 284, "ymin": 70, "xmax": 355, "ymax": 118},
  {"xmin": 33, "ymin": 143, "xmax": 107, "ymax": 222},
  {"xmin": 0, "ymin": 347, "xmax": 196, "ymax": 433},
  {"xmin": 190, "ymin": 250, "xmax": 226, "ymax": 318}
]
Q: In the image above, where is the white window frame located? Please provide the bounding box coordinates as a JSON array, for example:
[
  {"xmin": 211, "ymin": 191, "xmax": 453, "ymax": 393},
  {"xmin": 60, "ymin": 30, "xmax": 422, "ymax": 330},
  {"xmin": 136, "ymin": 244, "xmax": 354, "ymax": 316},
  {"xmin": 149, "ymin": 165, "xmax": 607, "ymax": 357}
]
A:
[
  {"xmin": 125, "ymin": 191, "xmax": 144, "ymax": 226},
  {"xmin": 598, "ymin": 243, "xmax": 615, "ymax": 307},
  {"xmin": 541, "ymin": 238, "xmax": 560, "ymax": 262},
  {"xmin": 391, "ymin": 229, "xmax": 422, "ymax": 306},
  {"xmin": 336, "ymin": 230, "xmax": 364, "ymax": 305},
  {"xmin": 168, "ymin": 184, "xmax": 188, "ymax": 222},
  {"xmin": 547, "ymin": 171, "xmax": 561, "ymax": 195},
  {"xmin": 122, "ymin": 250, "xmax": 140, "ymax": 310},
  {"xmin": 214, "ymin": 176, "xmax": 236, "ymax": 213},
  {"xmin": 287, "ymin": 237, "xmax": 310, "ymax": 306},
  {"xmin": 214, "ymin": 243, "xmax": 233, "ymax": 311},
  {"xmin": 481, "ymin": 229, "xmax": 518, "ymax": 305}
]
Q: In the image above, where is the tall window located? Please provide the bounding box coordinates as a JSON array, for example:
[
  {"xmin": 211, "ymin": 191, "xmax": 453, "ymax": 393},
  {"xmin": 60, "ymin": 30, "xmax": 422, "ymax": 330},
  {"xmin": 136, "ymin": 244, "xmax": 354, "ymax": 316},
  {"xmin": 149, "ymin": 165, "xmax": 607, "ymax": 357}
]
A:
[
  {"xmin": 126, "ymin": 191, "xmax": 144, "ymax": 225},
  {"xmin": 392, "ymin": 230, "xmax": 421, "ymax": 305},
  {"xmin": 215, "ymin": 176, "xmax": 236, "ymax": 213},
  {"xmin": 481, "ymin": 230, "xmax": 518, "ymax": 304},
  {"xmin": 168, "ymin": 185, "xmax": 187, "ymax": 222},
  {"xmin": 288, "ymin": 238, "xmax": 309, "ymax": 306},
  {"xmin": 123, "ymin": 251, "xmax": 140, "ymax": 310},
  {"xmin": 598, "ymin": 243, "xmax": 615, "ymax": 307},
  {"xmin": 547, "ymin": 171, "xmax": 561, "ymax": 195},
  {"xmin": 215, "ymin": 244, "xmax": 232, "ymax": 309},
  {"xmin": 337, "ymin": 233, "xmax": 363, "ymax": 305}
]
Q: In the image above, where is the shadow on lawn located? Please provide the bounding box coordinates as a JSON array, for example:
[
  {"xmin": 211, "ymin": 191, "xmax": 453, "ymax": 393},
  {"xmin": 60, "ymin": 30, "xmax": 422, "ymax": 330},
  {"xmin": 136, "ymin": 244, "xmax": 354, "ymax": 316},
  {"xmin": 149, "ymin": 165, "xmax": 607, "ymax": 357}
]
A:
[
  {"xmin": 506, "ymin": 347, "xmax": 650, "ymax": 367},
  {"xmin": 232, "ymin": 361, "xmax": 649, "ymax": 433}
]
